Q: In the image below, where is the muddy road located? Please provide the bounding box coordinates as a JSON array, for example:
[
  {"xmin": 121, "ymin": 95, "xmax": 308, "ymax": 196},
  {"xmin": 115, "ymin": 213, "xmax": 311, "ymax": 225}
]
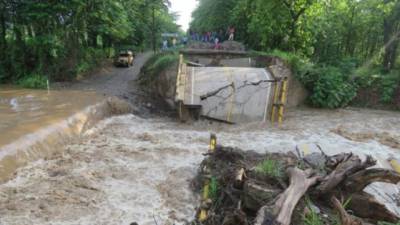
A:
[
  {"xmin": 55, "ymin": 52, "xmax": 152, "ymax": 106},
  {"xmin": 0, "ymin": 54, "xmax": 400, "ymax": 225}
]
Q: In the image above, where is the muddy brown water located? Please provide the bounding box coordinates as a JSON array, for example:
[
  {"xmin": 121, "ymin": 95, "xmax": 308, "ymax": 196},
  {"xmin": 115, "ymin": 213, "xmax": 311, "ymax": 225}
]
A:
[
  {"xmin": 0, "ymin": 86, "xmax": 101, "ymax": 147},
  {"xmin": 0, "ymin": 107, "xmax": 399, "ymax": 225},
  {"xmin": 0, "ymin": 86, "xmax": 109, "ymax": 182},
  {"xmin": 0, "ymin": 53, "xmax": 152, "ymax": 183}
]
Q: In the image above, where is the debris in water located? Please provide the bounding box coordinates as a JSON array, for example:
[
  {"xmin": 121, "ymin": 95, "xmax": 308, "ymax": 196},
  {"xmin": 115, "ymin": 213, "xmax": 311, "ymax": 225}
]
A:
[{"xmin": 191, "ymin": 144, "xmax": 400, "ymax": 225}]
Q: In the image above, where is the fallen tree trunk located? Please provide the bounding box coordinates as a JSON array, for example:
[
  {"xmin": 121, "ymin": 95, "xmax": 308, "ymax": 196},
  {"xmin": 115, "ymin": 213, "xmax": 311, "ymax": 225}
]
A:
[
  {"xmin": 347, "ymin": 192, "xmax": 400, "ymax": 223},
  {"xmin": 254, "ymin": 168, "xmax": 319, "ymax": 225},
  {"xmin": 316, "ymin": 154, "xmax": 376, "ymax": 194},
  {"xmin": 344, "ymin": 168, "xmax": 400, "ymax": 192}
]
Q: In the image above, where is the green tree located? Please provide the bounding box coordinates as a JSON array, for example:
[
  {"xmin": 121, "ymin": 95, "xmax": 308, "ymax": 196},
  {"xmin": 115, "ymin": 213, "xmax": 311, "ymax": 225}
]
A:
[{"xmin": 0, "ymin": 0, "xmax": 179, "ymax": 85}]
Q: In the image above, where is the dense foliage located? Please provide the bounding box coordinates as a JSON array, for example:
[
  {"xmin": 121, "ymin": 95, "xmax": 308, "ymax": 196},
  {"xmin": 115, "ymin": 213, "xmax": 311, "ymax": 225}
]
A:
[
  {"xmin": 0, "ymin": 0, "xmax": 179, "ymax": 87},
  {"xmin": 191, "ymin": 0, "xmax": 400, "ymax": 108}
]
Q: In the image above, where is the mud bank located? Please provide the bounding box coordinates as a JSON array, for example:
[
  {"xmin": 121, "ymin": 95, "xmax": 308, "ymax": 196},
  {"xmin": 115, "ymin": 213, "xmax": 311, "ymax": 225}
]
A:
[
  {"xmin": 0, "ymin": 97, "xmax": 132, "ymax": 183},
  {"xmin": 0, "ymin": 107, "xmax": 399, "ymax": 225}
]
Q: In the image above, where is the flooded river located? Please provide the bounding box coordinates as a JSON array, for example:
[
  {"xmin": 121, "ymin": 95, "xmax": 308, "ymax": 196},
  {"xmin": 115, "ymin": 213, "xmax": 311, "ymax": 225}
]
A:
[
  {"xmin": 0, "ymin": 103, "xmax": 399, "ymax": 224},
  {"xmin": 0, "ymin": 86, "xmax": 136, "ymax": 184},
  {"xmin": 0, "ymin": 86, "xmax": 101, "ymax": 148}
]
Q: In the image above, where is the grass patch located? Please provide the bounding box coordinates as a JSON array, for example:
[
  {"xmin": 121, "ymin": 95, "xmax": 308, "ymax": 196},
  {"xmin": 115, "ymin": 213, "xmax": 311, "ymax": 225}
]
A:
[
  {"xmin": 139, "ymin": 52, "xmax": 179, "ymax": 85},
  {"xmin": 255, "ymin": 158, "xmax": 283, "ymax": 178},
  {"xmin": 303, "ymin": 197, "xmax": 324, "ymax": 225}
]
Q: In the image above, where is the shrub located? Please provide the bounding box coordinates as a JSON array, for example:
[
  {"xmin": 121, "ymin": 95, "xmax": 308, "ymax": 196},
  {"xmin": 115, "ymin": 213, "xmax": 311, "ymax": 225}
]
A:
[
  {"xmin": 17, "ymin": 74, "xmax": 47, "ymax": 89},
  {"xmin": 252, "ymin": 50, "xmax": 359, "ymax": 108},
  {"xmin": 73, "ymin": 48, "xmax": 108, "ymax": 77},
  {"xmin": 354, "ymin": 67, "xmax": 400, "ymax": 104},
  {"xmin": 298, "ymin": 65, "xmax": 358, "ymax": 108},
  {"xmin": 76, "ymin": 61, "xmax": 92, "ymax": 74},
  {"xmin": 379, "ymin": 71, "xmax": 400, "ymax": 103},
  {"xmin": 334, "ymin": 57, "xmax": 360, "ymax": 75}
]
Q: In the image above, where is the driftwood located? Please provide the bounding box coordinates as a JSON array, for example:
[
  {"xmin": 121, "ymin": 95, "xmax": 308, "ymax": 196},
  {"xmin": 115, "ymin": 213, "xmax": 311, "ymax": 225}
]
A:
[
  {"xmin": 316, "ymin": 154, "xmax": 376, "ymax": 194},
  {"xmin": 344, "ymin": 168, "xmax": 400, "ymax": 192},
  {"xmin": 347, "ymin": 192, "xmax": 400, "ymax": 223},
  {"xmin": 234, "ymin": 168, "xmax": 246, "ymax": 189},
  {"xmin": 254, "ymin": 168, "xmax": 319, "ymax": 225},
  {"xmin": 331, "ymin": 196, "xmax": 364, "ymax": 225},
  {"xmin": 243, "ymin": 180, "xmax": 280, "ymax": 211},
  {"xmin": 194, "ymin": 146, "xmax": 400, "ymax": 225}
]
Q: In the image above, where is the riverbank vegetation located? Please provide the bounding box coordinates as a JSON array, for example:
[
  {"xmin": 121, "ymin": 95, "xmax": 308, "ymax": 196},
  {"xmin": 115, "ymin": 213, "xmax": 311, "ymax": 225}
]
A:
[
  {"xmin": 191, "ymin": 0, "xmax": 400, "ymax": 109},
  {"xmin": 0, "ymin": 0, "xmax": 179, "ymax": 88},
  {"xmin": 139, "ymin": 51, "xmax": 179, "ymax": 85}
]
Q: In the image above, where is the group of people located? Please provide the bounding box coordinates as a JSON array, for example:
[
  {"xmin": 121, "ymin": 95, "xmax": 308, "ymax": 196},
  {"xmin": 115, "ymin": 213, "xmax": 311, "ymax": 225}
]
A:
[
  {"xmin": 162, "ymin": 36, "xmax": 189, "ymax": 50},
  {"xmin": 189, "ymin": 27, "xmax": 235, "ymax": 49},
  {"xmin": 161, "ymin": 27, "xmax": 236, "ymax": 51}
]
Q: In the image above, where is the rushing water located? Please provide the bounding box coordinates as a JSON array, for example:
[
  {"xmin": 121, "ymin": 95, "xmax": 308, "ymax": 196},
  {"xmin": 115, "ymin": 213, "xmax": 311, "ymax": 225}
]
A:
[
  {"xmin": 0, "ymin": 107, "xmax": 399, "ymax": 225},
  {"xmin": 0, "ymin": 84, "xmax": 400, "ymax": 224},
  {"xmin": 0, "ymin": 86, "xmax": 102, "ymax": 148}
]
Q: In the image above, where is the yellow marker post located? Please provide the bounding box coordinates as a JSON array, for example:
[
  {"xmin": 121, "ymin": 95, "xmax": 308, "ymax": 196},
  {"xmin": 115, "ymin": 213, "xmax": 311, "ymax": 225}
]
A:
[
  {"xmin": 271, "ymin": 81, "xmax": 280, "ymax": 123},
  {"xmin": 199, "ymin": 134, "xmax": 217, "ymax": 222},
  {"xmin": 209, "ymin": 134, "xmax": 217, "ymax": 153},
  {"xmin": 278, "ymin": 78, "xmax": 288, "ymax": 126},
  {"xmin": 390, "ymin": 159, "xmax": 400, "ymax": 173},
  {"xmin": 199, "ymin": 180, "xmax": 210, "ymax": 222},
  {"xmin": 298, "ymin": 144, "xmax": 311, "ymax": 157}
]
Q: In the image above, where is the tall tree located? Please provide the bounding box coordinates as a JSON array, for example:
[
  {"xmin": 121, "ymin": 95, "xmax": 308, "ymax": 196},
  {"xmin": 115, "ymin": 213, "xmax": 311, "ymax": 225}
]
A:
[{"xmin": 382, "ymin": 0, "xmax": 400, "ymax": 72}]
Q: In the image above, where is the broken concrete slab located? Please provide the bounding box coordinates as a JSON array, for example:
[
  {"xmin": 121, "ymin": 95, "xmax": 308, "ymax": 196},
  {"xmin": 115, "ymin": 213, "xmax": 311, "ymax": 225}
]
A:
[{"xmin": 180, "ymin": 67, "xmax": 275, "ymax": 123}]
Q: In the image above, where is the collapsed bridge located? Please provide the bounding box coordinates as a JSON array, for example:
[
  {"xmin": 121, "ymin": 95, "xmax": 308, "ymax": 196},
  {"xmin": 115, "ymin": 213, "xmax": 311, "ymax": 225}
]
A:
[{"xmin": 173, "ymin": 48, "xmax": 305, "ymax": 124}]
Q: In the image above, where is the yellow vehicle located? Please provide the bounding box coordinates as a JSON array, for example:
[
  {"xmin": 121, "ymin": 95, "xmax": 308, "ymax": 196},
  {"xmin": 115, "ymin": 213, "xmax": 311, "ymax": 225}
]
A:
[{"xmin": 114, "ymin": 50, "xmax": 134, "ymax": 67}]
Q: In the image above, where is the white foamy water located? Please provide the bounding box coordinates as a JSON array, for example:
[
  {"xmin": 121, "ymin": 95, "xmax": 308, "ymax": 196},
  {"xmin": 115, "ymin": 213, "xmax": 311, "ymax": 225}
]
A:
[{"xmin": 0, "ymin": 107, "xmax": 399, "ymax": 224}]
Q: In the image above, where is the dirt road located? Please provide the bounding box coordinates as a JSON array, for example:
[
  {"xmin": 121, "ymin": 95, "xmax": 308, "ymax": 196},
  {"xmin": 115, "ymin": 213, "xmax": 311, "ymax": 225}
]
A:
[
  {"xmin": 56, "ymin": 52, "xmax": 152, "ymax": 104},
  {"xmin": 0, "ymin": 53, "xmax": 399, "ymax": 224}
]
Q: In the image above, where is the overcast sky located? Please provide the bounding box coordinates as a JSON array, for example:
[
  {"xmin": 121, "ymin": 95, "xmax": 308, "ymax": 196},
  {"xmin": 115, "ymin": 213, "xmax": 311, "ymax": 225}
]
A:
[{"xmin": 169, "ymin": 0, "xmax": 198, "ymax": 31}]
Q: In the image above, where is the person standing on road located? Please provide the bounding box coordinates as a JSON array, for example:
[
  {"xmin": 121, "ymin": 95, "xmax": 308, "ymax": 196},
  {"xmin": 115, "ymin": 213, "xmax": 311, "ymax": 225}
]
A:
[
  {"xmin": 214, "ymin": 37, "xmax": 221, "ymax": 50},
  {"xmin": 162, "ymin": 39, "xmax": 168, "ymax": 50},
  {"xmin": 228, "ymin": 26, "xmax": 235, "ymax": 41},
  {"xmin": 172, "ymin": 38, "xmax": 177, "ymax": 48}
]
